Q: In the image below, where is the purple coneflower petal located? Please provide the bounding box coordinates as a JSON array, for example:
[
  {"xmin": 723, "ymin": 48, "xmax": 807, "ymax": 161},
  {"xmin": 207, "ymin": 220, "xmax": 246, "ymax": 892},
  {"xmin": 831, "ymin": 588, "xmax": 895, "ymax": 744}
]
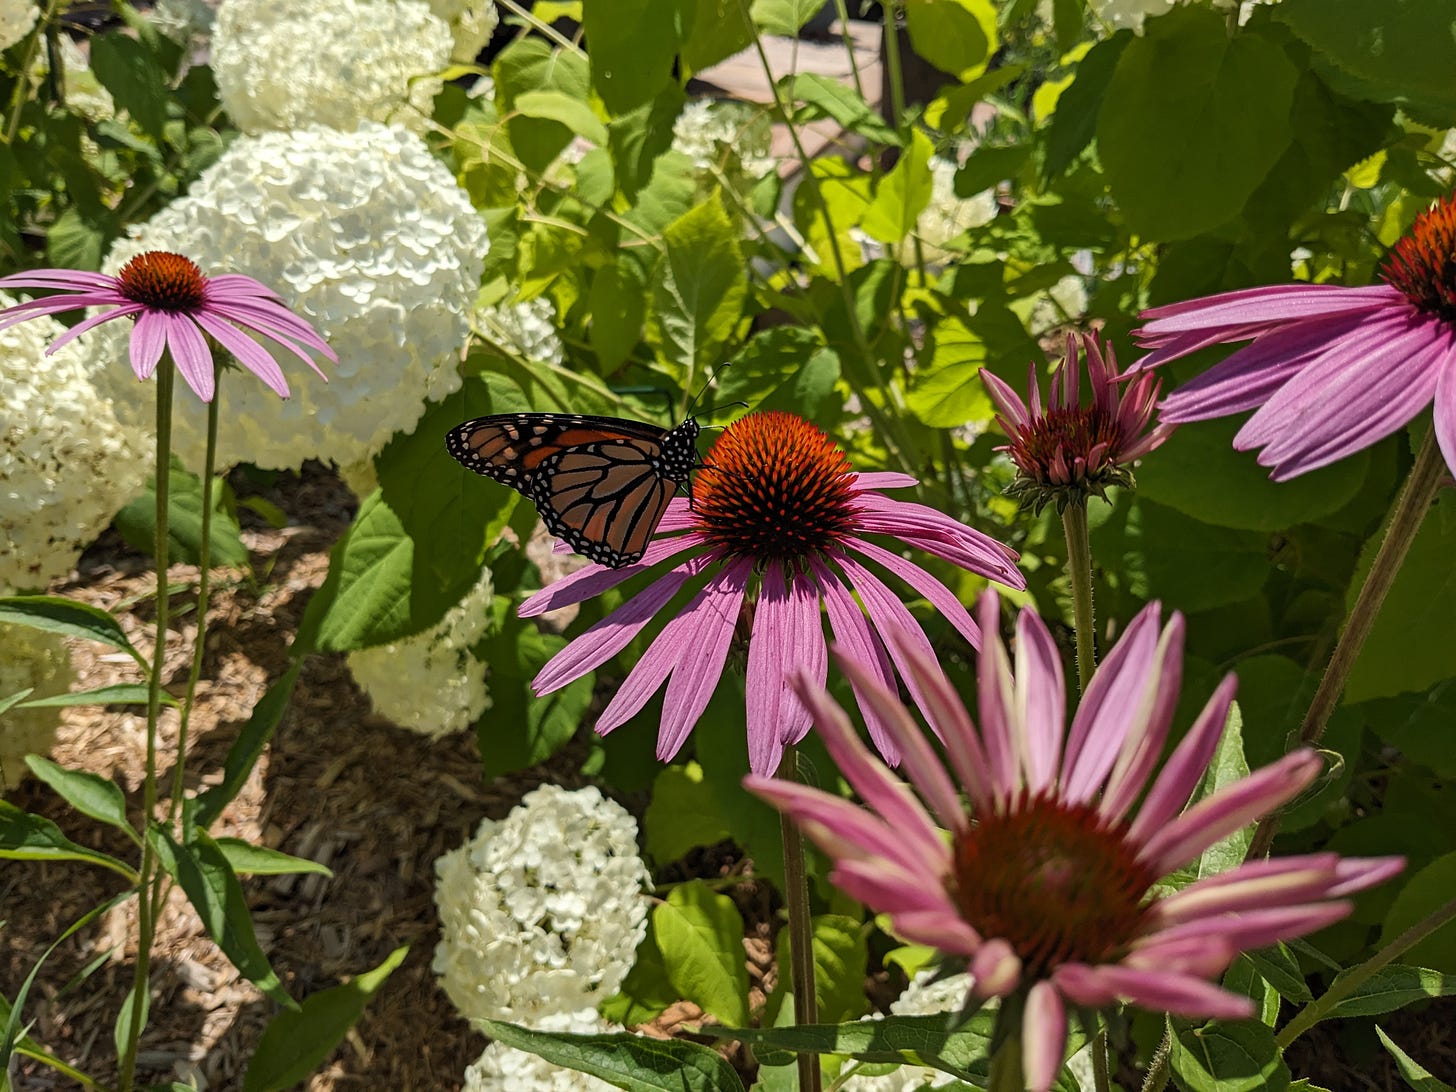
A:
[
  {"xmin": 845, "ymin": 535, "xmax": 980, "ymax": 649},
  {"xmin": 1127, "ymin": 673, "xmax": 1238, "ymax": 845},
  {"xmin": 1099, "ymin": 613, "xmax": 1186, "ymax": 822},
  {"xmin": 129, "ymin": 309, "xmax": 171, "ymax": 381},
  {"xmin": 971, "ymin": 938, "xmax": 1021, "ymax": 997},
  {"xmin": 980, "ymin": 367, "xmax": 1030, "ymax": 428},
  {"xmin": 654, "ymin": 497, "xmax": 700, "ymax": 533},
  {"xmin": 194, "ymin": 311, "xmax": 292, "ymax": 397},
  {"xmin": 882, "ymin": 909, "xmax": 980, "ymax": 956},
  {"xmin": 1145, "ymin": 854, "xmax": 1348, "ymax": 926},
  {"xmin": 1122, "ymin": 935, "xmax": 1236, "ymax": 979},
  {"xmin": 0, "ymin": 269, "xmax": 121, "ymax": 292},
  {"xmin": 1054, "ymin": 964, "xmax": 1255, "ymax": 1020},
  {"xmin": 853, "ymin": 494, "xmax": 1025, "ymax": 586},
  {"xmin": 519, "ymin": 536, "xmax": 709, "ymax": 616},
  {"xmin": 830, "ymin": 858, "xmax": 957, "ymax": 916},
  {"xmin": 1434, "ymin": 343, "xmax": 1456, "ymax": 480},
  {"xmin": 1131, "ymin": 322, "xmax": 1274, "ymax": 371},
  {"xmin": 160, "ymin": 312, "xmax": 218, "ymax": 401},
  {"xmin": 744, "ymin": 776, "xmax": 935, "ymax": 874},
  {"xmin": 811, "ymin": 558, "xmax": 903, "ymax": 765},
  {"xmin": 1139, "ymin": 283, "xmax": 1398, "ymax": 329},
  {"xmin": 1013, "ymin": 607, "xmax": 1064, "ymax": 796},
  {"xmin": 41, "ymin": 303, "xmax": 144, "ymax": 353},
  {"xmin": 1023, "ymin": 982, "xmax": 1067, "ymax": 1092},
  {"xmin": 1141, "ymin": 902, "xmax": 1353, "ymax": 954},
  {"xmin": 852, "ymin": 471, "xmax": 918, "ymax": 491},
  {"xmin": 974, "ymin": 591, "xmax": 1021, "ymax": 802},
  {"xmin": 747, "ymin": 564, "xmax": 826, "ymax": 771}
]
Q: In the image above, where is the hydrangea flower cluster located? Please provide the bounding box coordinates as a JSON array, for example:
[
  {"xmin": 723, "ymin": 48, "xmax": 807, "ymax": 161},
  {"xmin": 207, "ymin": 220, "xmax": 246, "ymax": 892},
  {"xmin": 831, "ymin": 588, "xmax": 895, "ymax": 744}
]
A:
[
  {"xmin": 433, "ymin": 785, "xmax": 650, "ymax": 1024},
  {"xmin": 89, "ymin": 123, "xmax": 487, "ymax": 471},
  {"xmin": 919, "ymin": 156, "xmax": 998, "ymax": 254},
  {"xmin": 842, "ymin": 970, "xmax": 975, "ymax": 1091},
  {"xmin": 0, "ymin": 0, "xmax": 38, "ymax": 52},
  {"xmin": 426, "ymin": 0, "xmax": 500, "ymax": 61},
  {"xmin": 476, "ymin": 295, "xmax": 566, "ymax": 367},
  {"xmin": 0, "ymin": 290, "xmax": 149, "ymax": 592},
  {"xmin": 462, "ymin": 1009, "xmax": 616, "ymax": 1092},
  {"xmin": 348, "ymin": 570, "xmax": 494, "ymax": 738},
  {"xmin": 212, "ymin": 0, "xmax": 452, "ymax": 133},
  {"xmin": 31, "ymin": 37, "xmax": 115, "ymax": 123},
  {"xmin": 671, "ymin": 98, "xmax": 776, "ymax": 195},
  {"xmin": 1087, "ymin": 0, "xmax": 1175, "ymax": 33},
  {"xmin": 149, "ymin": 0, "xmax": 215, "ymax": 46},
  {"xmin": 0, "ymin": 624, "xmax": 72, "ymax": 786}
]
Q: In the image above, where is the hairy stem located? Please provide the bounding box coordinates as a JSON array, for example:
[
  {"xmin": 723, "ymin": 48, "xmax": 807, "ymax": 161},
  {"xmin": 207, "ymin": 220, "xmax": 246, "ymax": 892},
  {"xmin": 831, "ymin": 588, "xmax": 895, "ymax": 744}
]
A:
[
  {"xmin": 1061, "ymin": 503, "xmax": 1096, "ymax": 691},
  {"xmin": 778, "ymin": 749, "xmax": 821, "ymax": 1092}
]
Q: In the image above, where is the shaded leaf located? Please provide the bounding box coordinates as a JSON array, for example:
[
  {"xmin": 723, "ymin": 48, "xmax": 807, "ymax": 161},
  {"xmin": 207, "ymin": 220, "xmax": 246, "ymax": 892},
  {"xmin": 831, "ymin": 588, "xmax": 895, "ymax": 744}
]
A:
[
  {"xmin": 0, "ymin": 597, "xmax": 143, "ymax": 668},
  {"xmin": 479, "ymin": 1019, "xmax": 745, "ymax": 1091},
  {"xmin": 0, "ymin": 801, "xmax": 135, "ymax": 879},
  {"xmin": 24, "ymin": 756, "xmax": 130, "ymax": 834}
]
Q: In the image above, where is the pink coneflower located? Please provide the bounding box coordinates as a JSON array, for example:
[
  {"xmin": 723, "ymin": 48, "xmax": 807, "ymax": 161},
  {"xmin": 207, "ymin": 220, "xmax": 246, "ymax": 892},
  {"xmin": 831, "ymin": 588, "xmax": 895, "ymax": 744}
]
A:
[
  {"xmin": 982, "ymin": 331, "xmax": 1171, "ymax": 513},
  {"xmin": 746, "ymin": 592, "xmax": 1402, "ymax": 1091},
  {"xmin": 0, "ymin": 251, "xmax": 335, "ymax": 402},
  {"xmin": 1132, "ymin": 193, "xmax": 1456, "ymax": 481},
  {"xmin": 520, "ymin": 411, "xmax": 1025, "ymax": 776}
]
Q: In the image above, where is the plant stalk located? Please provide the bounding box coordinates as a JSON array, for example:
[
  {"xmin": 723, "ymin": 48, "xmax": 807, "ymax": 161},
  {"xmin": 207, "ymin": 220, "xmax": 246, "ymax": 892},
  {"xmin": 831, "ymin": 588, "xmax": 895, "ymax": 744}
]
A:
[
  {"xmin": 1061, "ymin": 503, "xmax": 1096, "ymax": 691},
  {"xmin": 778, "ymin": 749, "xmax": 821, "ymax": 1092}
]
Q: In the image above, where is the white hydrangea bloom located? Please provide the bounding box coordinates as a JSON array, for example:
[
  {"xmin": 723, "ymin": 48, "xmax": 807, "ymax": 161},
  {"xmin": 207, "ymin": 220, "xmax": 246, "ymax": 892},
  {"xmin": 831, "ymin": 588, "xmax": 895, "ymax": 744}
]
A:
[
  {"xmin": 90, "ymin": 123, "xmax": 487, "ymax": 472},
  {"xmin": 434, "ymin": 785, "xmax": 650, "ymax": 1024},
  {"xmin": 0, "ymin": 0, "xmax": 38, "ymax": 53},
  {"xmin": 31, "ymin": 37, "xmax": 114, "ymax": 123},
  {"xmin": 1027, "ymin": 274, "xmax": 1089, "ymax": 336},
  {"xmin": 0, "ymin": 625, "xmax": 71, "ymax": 787},
  {"xmin": 0, "ymin": 291, "xmax": 149, "ymax": 593},
  {"xmin": 918, "ymin": 156, "xmax": 997, "ymax": 253},
  {"xmin": 463, "ymin": 1008, "xmax": 618, "ymax": 1091},
  {"xmin": 672, "ymin": 98, "xmax": 776, "ymax": 192},
  {"xmin": 477, "ymin": 296, "xmax": 565, "ymax": 367},
  {"xmin": 348, "ymin": 568, "xmax": 494, "ymax": 738},
  {"xmin": 1087, "ymin": 0, "xmax": 1175, "ymax": 33},
  {"xmin": 840, "ymin": 970, "xmax": 975, "ymax": 1091},
  {"xmin": 212, "ymin": 0, "xmax": 452, "ymax": 134},
  {"xmin": 427, "ymin": 0, "xmax": 499, "ymax": 61},
  {"xmin": 149, "ymin": 0, "xmax": 214, "ymax": 45}
]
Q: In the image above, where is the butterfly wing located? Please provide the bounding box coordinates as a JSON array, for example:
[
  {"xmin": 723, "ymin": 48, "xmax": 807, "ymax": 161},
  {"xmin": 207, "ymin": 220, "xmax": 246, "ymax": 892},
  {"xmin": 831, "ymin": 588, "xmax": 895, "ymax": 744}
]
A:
[
  {"xmin": 445, "ymin": 413, "xmax": 671, "ymax": 495},
  {"xmin": 531, "ymin": 440, "xmax": 678, "ymax": 567}
]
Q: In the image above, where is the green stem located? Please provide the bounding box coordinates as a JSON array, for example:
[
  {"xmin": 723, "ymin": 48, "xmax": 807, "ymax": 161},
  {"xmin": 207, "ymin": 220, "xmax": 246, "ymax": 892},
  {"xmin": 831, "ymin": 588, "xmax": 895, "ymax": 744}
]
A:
[
  {"xmin": 1091, "ymin": 1025, "xmax": 1111, "ymax": 1092},
  {"xmin": 4, "ymin": 0, "xmax": 63, "ymax": 143},
  {"xmin": 168, "ymin": 364, "xmax": 220, "ymax": 827},
  {"xmin": 1061, "ymin": 503, "xmax": 1096, "ymax": 692},
  {"xmin": 1276, "ymin": 892, "xmax": 1456, "ymax": 1049},
  {"xmin": 986, "ymin": 1018, "xmax": 1024, "ymax": 1092},
  {"xmin": 1248, "ymin": 428, "xmax": 1445, "ymax": 858},
  {"xmin": 118, "ymin": 359, "xmax": 175, "ymax": 1092},
  {"xmin": 778, "ymin": 749, "xmax": 821, "ymax": 1092},
  {"xmin": 1139, "ymin": 1021, "xmax": 1172, "ymax": 1092},
  {"xmin": 880, "ymin": 2, "xmax": 907, "ymax": 130}
]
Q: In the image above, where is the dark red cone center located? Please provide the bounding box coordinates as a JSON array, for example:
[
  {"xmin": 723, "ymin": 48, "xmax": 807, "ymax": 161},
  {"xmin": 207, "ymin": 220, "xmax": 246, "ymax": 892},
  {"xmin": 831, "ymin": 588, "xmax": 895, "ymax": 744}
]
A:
[
  {"xmin": 117, "ymin": 251, "xmax": 208, "ymax": 313},
  {"xmin": 1382, "ymin": 194, "xmax": 1456, "ymax": 322}
]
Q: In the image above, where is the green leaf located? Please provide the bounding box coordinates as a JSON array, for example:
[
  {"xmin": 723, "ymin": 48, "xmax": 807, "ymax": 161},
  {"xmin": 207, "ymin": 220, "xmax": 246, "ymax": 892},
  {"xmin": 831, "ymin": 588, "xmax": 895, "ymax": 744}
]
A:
[
  {"xmin": 1135, "ymin": 418, "xmax": 1369, "ymax": 532},
  {"xmin": 1376, "ymin": 1026, "xmax": 1456, "ymax": 1092},
  {"xmin": 653, "ymin": 880, "xmax": 749, "ymax": 1026},
  {"xmin": 0, "ymin": 801, "xmax": 135, "ymax": 879},
  {"xmin": 750, "ymin": 0, "xmax": 821, "ymax": 34},
  {"xmin": 478, "ymin": 1018, "xmax": 746, "ymax": 1091},
  {"xmin": 645, "ymin": 763, "xmax": 731, "ymax": 863},
  {"xmin": 45, "ymin": 206, "xmax": 113, "ymax": 272},
  {"xmin": 681, "ymin": 0, "xmax": 755, "ymax": 74},
  {"xmin": 193, "ymin": 661, "xmax": 301, "ymax": 829},
  {"xmin": 1241, "ymin": 945, "xmax": 1314, "ymax": 1006},
  {"xmin": 148, "ymin": 826, "xmax": 296, "ymax": 1009},
  {"xmin": 24, "ymin": 756, "xmax": 131, "ymax": 834},
  {"xmin": 1169, "ymin": 1019, "xmax": 1289, "ymax": 1092},
  {"xmin": 213, "ymin": 838, "xmax": 332, "ymax": 878},
  {"xmin": 1346, "ymin": 491, "xmax": 1456, "ymax": 702},
  {"xmin": 513, "ymin": 89, "xmax": 608, "ymax": 147},
  {"xmin": 89, "ymin": 32, "xmax": 168, "ymax": 141},
  {"xmin": 1044, "ymin": 33, "xmax": 1128, "ymax": 179},
  {"xmin": 242, "ymin": 947, "xmax": 407, "ymax": 1092},
  {"xmin": 771, "ymin": 915, "xmax": 869, "ymax": 1026},
  {"xmin": 1325, "ymin": 965, "xmax": 1456, "ymax": 1019},
  {"xmin": 905, "ymin": 314, "xmax": 994, "ymax": 428},
  {"xmin": 19, "ymin": 683, "xmax": 173, "ymax": 709},
  {"xmin": 0, "ymin": 689, "xmax": 32, "ymax": 717},
  {"xmin": 861, "ymin": 130, "xmax": 936, "ymax": 245},
  {"xmin": 583, "ymin": 0, "xmax": 688, "ymax": 114},
  {"xmin": 1130, "ymin": 501, "xmax": 1270, "ymax": 614},
  {"xmin": 115, "ymin": 462, "xmax": 250, "ymax": 569},
  {"xmin": 904, "ymin": 0, "xmax": 997, "ymax": 79},
  {"xmin": 608, "ymin": 85, "xmax": 687, "ymax": 202},
  {"xmin": 310, "ymin": 492, "xmax": 415, "ymax": 651},
  {"xmin": 1098, "ymin": 6, "xmax": 1298, "ymax": 240},
  {"xmin": 646, "ymin": 195, "xmax": 748, "ymax": 380},
  {"xmin": 1195, "ymin": 702, "xmax": 1250, "ymax": 881},
  {"xmin": 782, "ymin": 74, "xmax": 900, "ymax": 145},
  {"xmin": 1379, "ymin": 853, "xmax": 1456, "ymax": 973},
  {"xmin": 601, "ymin": 922, "xmax": 680, "ymax": 1027},
  {"xmin": 494, "ymin": 40, "xmax": 593, "ymax": 173},
  {"xmin": 720, "ymin": 328, "xmax": 843, "ymax": 426},
  {"xmin": 590, "ymin": 259, "xmax": 649, "ymax": 371},
  {"xmin": 1278, "ymin": 0, "xmax": 1456, "ymax": 125},
  {"xmin": 476, "ymin": 622, "xmax": 592, "ymax": 777},
  {"xmin": 0, "ymin": 596, "xmax": 144, "ymax": 669}
]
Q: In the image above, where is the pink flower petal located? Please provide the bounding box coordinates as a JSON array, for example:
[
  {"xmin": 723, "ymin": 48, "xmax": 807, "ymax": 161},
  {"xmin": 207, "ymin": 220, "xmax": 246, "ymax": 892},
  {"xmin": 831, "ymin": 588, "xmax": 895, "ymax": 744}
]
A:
[
  {"xmin": 1127, "ymin": 673, "xmax": 1239, "ymax": 847},
  {"xmin": 852, "ymin": 471, "xmax": 919, "ymax": 491},
  {"xmin": 128, "ymin": 309, "xmax": 169, "ymax": 381},
  {"xmin": 1435, "ymin": 336, "xmax": 1456, "ymax": 480},
  {"xmin": 1013, "ymin": 607, "xmax": 1065, "ymax": 796},
  {"xmin": 1122, "ymin": 935, "xmax": 1236, "ymax": 979},
  {"xmin": 744, "ymin": 776, "xmax": 933, "ymax": 872},
  {"xmin": 970, "ymin": 938, "xmax": 1021, "ymax": 997},
  {"xmin": 974, "ymin": 591, "xmax": 1021, "ymax": 803},
  {"xmin": 1056, "ymin": 964, "xmax": 1255, "ymax": 1020},
  {"xmin": 1138, "ymin": 283, "xmax": 1398, "ymax": 329},
  {"xmin": 1099, "ymin": 612, "xmax": 1186, "ymax": 822},
  {"xmin": 746, "ymin": 563, "xmax": 827, "ymax": 773},
  {"xmin": 844, "ymin": 535, "xmax": 981, "ymax": 649},
  {"xmin": 811, "ymin": 557, "xmax": 902, "ymax": 765},
  {"xmin": 1139, "ymin": 901, "xmax": 1353, "ymax": 954},
  {"xmin": 1023, "ymin": 982, "xmax": 1067, "ymax": 1092},
  {"xmin": 159, "ymin": 313, "xmax": 217, "ymax": 401},
  {"xmin": 193, "ymin": 311, "xmax": 291, "ymax": 397},
  {"xmin": 518, "ymin": 536, "xmax": 710, "ymax": 616},
  {"xmin": 883, "ymin": 909, "xmax": 981, "ymax": 955}
]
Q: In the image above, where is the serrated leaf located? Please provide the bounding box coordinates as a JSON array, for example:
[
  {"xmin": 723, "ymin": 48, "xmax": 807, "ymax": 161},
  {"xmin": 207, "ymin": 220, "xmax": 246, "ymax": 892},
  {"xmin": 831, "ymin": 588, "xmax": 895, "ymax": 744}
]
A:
[
  {"xmin": 1325, "ymin": 964, "xmax": 1456, "ymax": 1018},
  {"xmin": 1196, "ymin": 701, "xmax": 1250, "ymax": 881},
  {"xmin": 478, "ymin": 1019, "xmax": 746, "ymax": 1091},
  {"xmin": 494, "ymin": 39, "xmax": 592, "ymax": 172},
  {"xmin": 782, "ymin": 74, "xmax": 900, "ymax": 145},
  {"xmin": 1170, "ymin": 1019, "xmax": 1290, "ymax": 1092},
  {"xmin": 0, "ymin": 801, "xmax": 135, "ymax": 879},
  {"xmin": 906, "ymin": 314, "xmax": 993, "ymax": 428},
  {"xmin": 1241, "ymin": 945, "xmax": 1314, "ymax": 1006},
  {"xmin": 771, "ymin": 915, "xmax": 868, "ymax": 1026},
  {"xmin": 149, "ymin": 826, "xmax": 296, "ymax": 1009},
  {"xmin": 589, "ymin": 259, "xmax": 648, "ymax": 371},
  {"xmin": 654, "ymin": 880, "xmax": 749, "ymax": 1026},
  {"xmin": 23, "ymin": 756, "xmax": 130, "ymax": 834},
  {"xmin": 1376, "ymin": 1026, "xmax": 1456, "ymax": 1092},
  {"xmin": 861, "ymin": 130, "xmax": 935, "ymax": 245},
  {"xmin": 646, "ymin": 195, "xmax": 747, "ymax": 380},
  {"xmin": 0, "ymin": 597, "xmax": 144, "ymax": 668},
  {"xmin": 115, "ymin": 463, "xmax": 250, "ymax": 569},
  {"xmin": 750, "ymin": 0, "xmax": 821, "ymax": 35},
  {"xmin": 1044, "ymin": 33, "xmax": 1128, "ymax": 179},
  {"xmin": 243, "ymin": 947, "xmax": 407, "ymax": 1091},
  {"xmin": 213, "ymin": 838, "xmax": 332, "ymax": 878},
  {"xmin": 1098, "ymin": 6, "xmax": 1298, "ymax": 241},
  {"xmin": 19, "ymin": 683, "xmax": 174, "ymax": 709}
]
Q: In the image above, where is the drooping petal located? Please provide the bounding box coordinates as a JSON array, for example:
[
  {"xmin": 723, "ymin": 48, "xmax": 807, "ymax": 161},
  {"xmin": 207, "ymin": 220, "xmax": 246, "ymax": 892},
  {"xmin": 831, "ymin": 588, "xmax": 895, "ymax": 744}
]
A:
[
  {"xmin": 1121, "ymin": 935, "xmax": 1237, "ymax": 979},
  {"xmin": 1013, "ymin": 606, "xmax": 1065, "ymax": 795},
  {"xmin": 845, "ymin": 535, "xmax": 981, "ymax": 649},
  {"xmin": 519, "ymin": 537, "xmax": 710, "ymax": 616},
  {"xmin": 1099, "ymin": 612, "xmax": 1186, "ymax": 822},
  {"xmin": 744, "ymin": 776, "xmax": 935, "ymax": 872},
  {"xmin": 811, "ymin": 557, "xmax": 902, "ymax": 765},
  {"xmin": 1138, "ymin": 901, "xmax": 1353, "ymax": 954},
  {"xmin": 193, "ymin": 311, "xmax": 291, "ymax": 397},
  {"xmin": 39, "ymin": 303, "xmax": 144, "ymax": 354},
  {"xmin": 1023, "ymin": 982, "xmax": 1067, "ymax": 1092},
  {"xmin": 746, "ymin": 563, "xmax": 827, "ymax": 772},
  {"xmin": 1138, "ymin": 283, "xmax": 1398, "ymax": 330},
  {"xmin": 1056, "ymin": 964, "xmax": 1256, "ymax": 1020},
  {"xmin": 1127, "ymin": 673, "xmax": 1239, "ymax": 846},
  {"xmin": 128, "ymin": 308, "xmax": 169, "ymax": 381},
  {"xmin": 158, "ymin": 313, "xmax": 217, "ymax": 401},
  {"xmin": 970, "ymin": 938, "xmax": 1021, "ymax": 997},
  {"xmin": 852, "ymin": 471, "xmax": 919, "ymax": 491},
  {"xmin": 973, "ymin": 591, "xmax": 1021, "ymax": 803},
  {"xmin": 1434, "ymin": 331, "xmax": 1456, "ymax": 479}
]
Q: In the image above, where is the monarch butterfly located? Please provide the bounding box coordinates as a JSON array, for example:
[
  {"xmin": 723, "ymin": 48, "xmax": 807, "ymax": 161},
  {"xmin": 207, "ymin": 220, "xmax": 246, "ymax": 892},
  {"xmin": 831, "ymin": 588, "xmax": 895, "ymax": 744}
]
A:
[{"xmin": 445, "ymin": 412, "xmax": 702, "ymax": 568}]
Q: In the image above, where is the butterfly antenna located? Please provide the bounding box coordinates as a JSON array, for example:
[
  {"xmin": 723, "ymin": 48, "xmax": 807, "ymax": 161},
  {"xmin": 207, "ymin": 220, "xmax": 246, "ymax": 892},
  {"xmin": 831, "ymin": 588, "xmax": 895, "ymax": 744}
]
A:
[{"xmin": 684, "ymin": 360, "xmax": 736, "ymax": 418}]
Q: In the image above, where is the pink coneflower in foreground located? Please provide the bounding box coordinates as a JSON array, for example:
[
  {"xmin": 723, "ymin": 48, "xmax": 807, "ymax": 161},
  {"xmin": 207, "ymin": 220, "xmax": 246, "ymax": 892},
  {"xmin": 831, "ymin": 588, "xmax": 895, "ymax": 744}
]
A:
[
  {"xmin": 520, "ymin": 411, "xmax": 1025, "ymax": 776},
  {"xmin": 747, "ymin": 592, "xmax": 1402, "ymax": 1091},
  {"xmin": 0, "ymin": 251, "xmax": 335, "ymax": 402},
  {"xmin": 1132, "ymin": 193, "xmax": 1456, "ymax": 481},
  {"xmin": 982, "ymin": 331, "xmax": 1172, "ymax": 513}
]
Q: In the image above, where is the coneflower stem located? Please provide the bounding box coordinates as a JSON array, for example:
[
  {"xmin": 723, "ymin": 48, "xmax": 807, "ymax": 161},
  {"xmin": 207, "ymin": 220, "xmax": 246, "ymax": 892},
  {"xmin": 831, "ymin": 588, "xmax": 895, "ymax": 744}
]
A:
[
  {"xmin": 1249, "ymin": 428, "xmax": 1445, "ymax": 858},
  {"xmin": 119, "ymin": 359, "xmax": 175, "ymax": 1092},
  {"xmin": 986, "ymin": 1020, "xmax": 1023, "ymax": 1092},
  {"xmin": 1061, "ymin": 503, "xmax": 1096, "ymax": 691},
  {"xmin": 778, "ymin": 748, "xmax": 821, "ymax": 1092}
]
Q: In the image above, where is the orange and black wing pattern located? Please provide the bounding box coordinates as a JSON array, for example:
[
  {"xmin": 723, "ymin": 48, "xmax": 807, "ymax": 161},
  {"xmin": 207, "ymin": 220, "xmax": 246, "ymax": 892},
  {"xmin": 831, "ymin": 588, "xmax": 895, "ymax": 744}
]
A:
[{"xmin": 445, "ymin": 412, "xmax": 702, "ymax": 567}]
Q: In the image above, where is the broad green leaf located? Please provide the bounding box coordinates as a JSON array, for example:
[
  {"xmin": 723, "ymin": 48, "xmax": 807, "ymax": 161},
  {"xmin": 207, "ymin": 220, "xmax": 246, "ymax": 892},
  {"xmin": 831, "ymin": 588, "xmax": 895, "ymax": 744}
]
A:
[
  {"xmin": 1130, "ymin": 501, "xmax": 1269, "ymax": 615},
  {"xmin": 90, "ymin": 32, "xmax": 168, "ymax": 141},
  {"xmin": 770, "ymin": 914, "xmax": 869, "ymax": 1026},
  {"xmin": 601, "ymin": 923, "xmax": 680, "ymax": 1027},
  {"xmin": 792, "ymin": 158, "xmax": 871, "ymax": 276},
  {"xmin": 311, "ymin": 490, "xmax": 414, "ymax": 651},
  {"xmin": 478, "ymin": 1019, "xmax": 746, "ymax": 1091},
  {"xmin": 242, "ymin": 946, "xmax": 407, "ymax": 1091},
  {"xmin": 583, "ymin": 0, "xmax": 687, "ymax": 114},
  {"xmin": 115, "ymin": 461, "xmax": 250, "ymax": 569},
  {"xmin": 905, "ymin": 314, "xmax": 993, "ymax": 428},
  {"xmin": 512, "ymin": 89, "xmax": 608, "ymax": 147},
  {"xmin": 646, "ymin": 195, "xmax": 747, "ymax": 381},
  {"xmin": 653, "ymin": 880, "xmax": 749, "ymax": 1026},
  {"xmin": 590, "ymin": 259, "xmax": 649, "ymax": 371},
  {"xmin": 1346, "ymin": 491, "xmax": 1456, "ymax": 702},
  {"xmin": 954, "ymin": 144, "xmax": 1031, "ymax": 197},
  {"xmin": 1278, "ymin": 0, "xmax": 1456, "ymax": 125},
  {"xmin": 1361, "ymin": 682, "xmax": 1456, "ymax": 780},
  {"xmin": 782, "ymin": 74, "xmax": 900, "ymax": 145},
  {"xmin": 1098, "ymin": 6, "xmax": 1298, "ymax": 240},
  {"xmin": 1043, "ymin": 33, "xmax": 1128, "ymax": 179},
  {"xmin": 1170, "ymin": 1019, "xmax": 1289, "ymax": 1092},
  {"xmin": 1135, "ymin": 418, "xmax": 1369, "ymax": 532},
  {"xmin": 476, "ymin": 621, "xmax": 592, "ymax": 777},
  {"xmin": 645, "ymin": 764, "xmax": 731, "ymax": 863},
  {"xmin": 44, "ymin": 205, "xmax": 113, "ymax": 272},
  {"xmin": 18, "ymin": 683, "xmax": 172, "ymax": 709},
  {"xmin": 861, "ymin": 130, "xmax": 936, "ymax": 245},
  {"xmin": 1376, "ymin": 1026, "xmax": 1456, "ymax": 1092},
  {"xmin": 0, "ymin": 801, "xmax": 135, "ymax": 879},
  {"xmin": 0, "ymin": 596, "xmax": 143, "ymax": 668},
  {"xmin": 904, "ymin": 0, "xmax": 997, "ymax": 79},
  {"xmin": 681, "ymin": 0, "xmax": 755, "ymax": 74},
  {"xmin": 1241, "ymin": 945, "xmax": 1314, "ymax": 1006},
  {"xmin": 24, "ymin": 756, "xmax": 130, "ymax": 834},
  {"xmin": 720, "ymin": 328, "xmax": 844, "ymax": 426},
  {"xmin": 493, "ymin": 40, "xmax": 593, "ymax": 173},
  {"xmin": 1195, "ymin": 702, "xmax": 1249, "ymax": 880},
  {"xmin": 1325, "ymin": 964, "xmax": 1456, "ymax": 1019},
  {"xmin": 750, "ymin": 0, "xmax": 820, "ymax": 35},
  {"xmin": 607, "ymin": 85, "xmax": 687, "ymax": 202},
  {"xmin": 624, "ymin": 150, "xmax": 700, "ymax": 238},
  {"xmin": 149, "ymin": 826, "xmax": 296, "ymax": 1009},
  {"xmin": 1378, "ymin": 855, "xmax": 1456, "ymax": 974},
  {"xmin": 193, "ymin": 661, "xmax": 301, "ymax": 829},
  {"xmin": 213, "ymin": 838, "xmax": 332, "ymax": 878}
]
